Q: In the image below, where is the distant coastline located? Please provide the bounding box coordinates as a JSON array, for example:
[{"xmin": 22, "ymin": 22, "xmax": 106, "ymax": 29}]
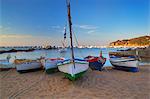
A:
[
  {"xmin": 0, "ymin": 35, "xmax": 150, "ymax": 54},
  {"xmin": 0, "ymin": 46, "xmax": 58, "ymax": 54},
  {"xmin": 109, "ymin": 35, "xmax": 150, "ymax": 48}
]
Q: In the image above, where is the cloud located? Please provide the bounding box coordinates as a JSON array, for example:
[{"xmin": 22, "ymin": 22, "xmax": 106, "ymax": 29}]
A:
[
  {"xmin": 73, "ymin": 24, "xmax": 98, "ymax": 35},
  {"xmin": 0, "ymin": 26, "xmax": 11, "ymax": 31},
  {"xmin": 87, "ymin": 30, "xmax": 95, "ymax": 34},
  {"xmin": 51, "ymin": 25, "xmax": 61, "ymax": 29},
  {"xmin": 0, "ymin": 34, "xmax": 33, "ymax": 38},
  {"xmin": 74, "ymin": 24, "xmax": 98, "ymax": 30}
]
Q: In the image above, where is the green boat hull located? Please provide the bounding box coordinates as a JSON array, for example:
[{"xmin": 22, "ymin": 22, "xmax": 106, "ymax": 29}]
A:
[
  {"xmin": 45, "ymin": 68, "xmax": 59, "ymax": 74},
  {"xmin": 64, "ymin": 71, "xmax": 86, "ymax": 81}
]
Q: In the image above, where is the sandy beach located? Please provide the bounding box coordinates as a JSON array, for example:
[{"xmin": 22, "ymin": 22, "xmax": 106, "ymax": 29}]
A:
[{"xmin": 0, "ymin": 65, "xmax": 150, "ymax": 99}]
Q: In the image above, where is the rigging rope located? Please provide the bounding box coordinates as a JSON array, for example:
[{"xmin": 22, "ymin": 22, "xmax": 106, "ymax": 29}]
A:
[{"xmin": 72, "ymin": 28, "xmax": 85, "ymax": 58}]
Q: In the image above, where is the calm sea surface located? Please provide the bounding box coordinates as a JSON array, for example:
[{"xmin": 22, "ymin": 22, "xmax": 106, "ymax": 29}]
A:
[{"xmin": 0, "ymin": 48, "xmax": 127, "ymax": 66}]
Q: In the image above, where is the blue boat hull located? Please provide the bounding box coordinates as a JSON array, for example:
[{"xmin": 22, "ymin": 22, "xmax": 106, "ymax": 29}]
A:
[
  {"xmin": 89, "ymin": 61, "xmax": 105, "ymax": 71},
  {"xmin": 113, "ymin": 65, "xmax": 139, "ymax": 72}
]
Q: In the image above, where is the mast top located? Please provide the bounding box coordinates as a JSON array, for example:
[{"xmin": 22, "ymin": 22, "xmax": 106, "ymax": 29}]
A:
[{"xmin": 66, "ymin": 0, "xmax": 70, "ymax": 5}]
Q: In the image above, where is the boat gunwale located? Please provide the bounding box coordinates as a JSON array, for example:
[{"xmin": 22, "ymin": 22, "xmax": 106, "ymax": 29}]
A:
[
  {"xmin": 58, "ymin": 61, "xmax": 88, "ymax": 66},
  {"xmin": 110, "ymin": 59, "xmax": 138, "ymax": 63}
]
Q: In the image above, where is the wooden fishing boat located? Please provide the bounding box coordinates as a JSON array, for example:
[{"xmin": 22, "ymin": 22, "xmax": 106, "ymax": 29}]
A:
[
  {"xmin": 84, "ymin": 51, "xmax": 106, "ymax": 71},
  {"xmin": 0, "ymin": 60, "xmax": 12, "ymax": 71},
  {"xmin": 15, "ymin": 59, "xmax": 42, "ymax": 73},
  {"xmin": 0, "ymin": 59, "xmax": 10, "ymax": 65},
  {"xmin": 58, "ymin": 0, "xmax": 89, "ymax": 81},
  {"xmin": 109, "ymin": 55, "xmax": 139, "ymax": 72},
  {"xmin": 41, "ymin": 58, "xmax": 64, "ymax": 74},
  {"xmin": 58, "ymin": 59, "xmax": 89, "ymax": 81},
  {"xmin": 0, "ymin": 55, "xmax": 14, "ymax": 71}
]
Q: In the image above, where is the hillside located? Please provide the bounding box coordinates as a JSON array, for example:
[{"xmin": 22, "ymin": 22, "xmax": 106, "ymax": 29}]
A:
[{"xmin": 109, "ymin": 36, "xmax": 150, "ymax": 47}]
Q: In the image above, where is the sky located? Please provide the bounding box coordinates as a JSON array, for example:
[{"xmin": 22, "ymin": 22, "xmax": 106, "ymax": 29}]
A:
[{"xmin": 0, "ymin": 0, "xmax": 149, "ymax": 46}]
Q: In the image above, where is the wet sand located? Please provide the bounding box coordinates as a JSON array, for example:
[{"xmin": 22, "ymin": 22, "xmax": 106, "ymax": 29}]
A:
[{"xmin": 0, "ymin": 65, "xmax": 150, "ymax": 99}]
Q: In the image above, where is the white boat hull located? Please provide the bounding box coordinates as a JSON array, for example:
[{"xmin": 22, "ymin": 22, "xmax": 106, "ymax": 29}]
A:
[
  {"xmin": 0, "ymin": 60, "xmax": 10, "ymax": 65},
  {"xmin": 41, "ymin": 59, "xmax": 64, "ymax": 69},
  {"xmin": 16, "ymin": 62, "xmax": 42, "ymax": 73},
  {"xmin": 41, "ymin": 58, "xmax": 64, "ymax": 74},
  {"xmin": 58, "ymin": 61, "xmax": 89, "ymax": 76},
  {"xmin": 110, "ymin": 58, "xmax": 138, "ymax": 67},
  {"xmin": 44, "ymin": 60, "xmax": 57, "ymax": 70},
  {"xmin": 0, "ymin": 60, "xmax": 13, "ymax": 71},
  {"xmin": 110, "ymin": 58, "xmax": 139, "ymax": 72}
]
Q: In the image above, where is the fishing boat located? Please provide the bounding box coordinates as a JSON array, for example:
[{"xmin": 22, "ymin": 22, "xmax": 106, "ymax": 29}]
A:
[
  {"xmin": 84, "ymin": 51, "xmax": 106, "ymax": 71},
  {"xmin": 41, "ymin": 58, "xmax": 64, "ymax": 74},
  {"xmin": 58, "ymin": 0, "xmax": 89, "ymax": 81},
  {"xmin": 15, "ymin": 59, "xmax": 43, "ymax": 73},
  {"xmin": 109, "ymin": 54, "xmax": 139, "ymax": 72},
  {"xmin": 0, "ymin": 60, "xmax": 12, "ymax": 71},
  {"xmin": 0, "ymin": 54, "xmax": 14, "ymax": 71},
  {"xmin": 0, "ymin": 59, "xmax": 10, "ymax": 65}
]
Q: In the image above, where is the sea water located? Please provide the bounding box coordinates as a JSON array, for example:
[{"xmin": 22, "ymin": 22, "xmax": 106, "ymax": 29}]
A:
[{"xmin": 0, "ymin": 48, "xmax": 127, "ymax": 67}]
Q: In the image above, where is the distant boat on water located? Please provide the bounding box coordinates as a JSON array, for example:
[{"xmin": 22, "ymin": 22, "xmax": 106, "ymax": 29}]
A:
[
  {"xmin": 58, "ymin": 47, "xmax": 67, "ymax": 53},
  {"xmin": 58, "ymin": 26, "xmax": 67, "ymax": 53}
]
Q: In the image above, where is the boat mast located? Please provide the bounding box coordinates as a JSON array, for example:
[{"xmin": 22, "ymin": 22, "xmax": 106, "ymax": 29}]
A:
[{"xmin": 67, "ymin": 0, "xmax": 75, "ymax": 68}]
